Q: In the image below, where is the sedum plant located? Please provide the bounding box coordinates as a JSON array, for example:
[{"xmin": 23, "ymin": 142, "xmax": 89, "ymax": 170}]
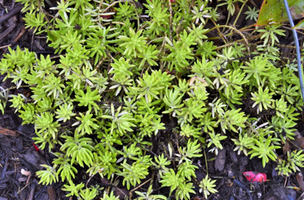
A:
[
  {"xmin": 199, "ymin": 175, "xmax": 218, "ymax": 199},
  {"xmin": 135, "ymin": 185, "xmax": 167, "ymax": 200},
  {"xmin": 1, "ymin": 0, "xmax": 303, "ymax": 199},
  {"xmin": 248, "ymin": 134, "xmax": 280, "ymax": 168},
  {"xmin": 275, "ymin": 150, "xmax": 304, "ymax": 176}
]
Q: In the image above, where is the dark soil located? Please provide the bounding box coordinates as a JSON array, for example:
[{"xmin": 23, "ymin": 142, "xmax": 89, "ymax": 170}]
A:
[{"xmin": 1, "ymin": 0, "xmax": 304, "ymax": 200}]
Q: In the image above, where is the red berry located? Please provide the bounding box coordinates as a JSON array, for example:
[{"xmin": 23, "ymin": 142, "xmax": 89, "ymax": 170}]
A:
[
  {"xmin": 32, "ymin": 142, "xmax": 39, "ymax": 152},
  {"xmin": 243, "ymin": 171, "xmax": 267, "ymax": 183}
]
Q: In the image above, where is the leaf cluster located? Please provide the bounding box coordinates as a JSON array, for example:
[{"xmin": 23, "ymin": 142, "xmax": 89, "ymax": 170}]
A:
[{"xmin": 1, "ymin": 0, "xmax": 303, "ymax": 199}]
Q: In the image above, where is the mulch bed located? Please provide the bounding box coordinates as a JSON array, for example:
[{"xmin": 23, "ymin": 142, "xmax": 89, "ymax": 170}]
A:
[{"xmin": 1, "ymin": 0, "xmax": 304, "ymax": 199}]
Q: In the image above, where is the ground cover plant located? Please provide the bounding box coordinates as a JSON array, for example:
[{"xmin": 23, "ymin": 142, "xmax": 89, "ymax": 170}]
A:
[{"xmin": 1, "ymin": 0, "xmax": 304, "ymax": 199}]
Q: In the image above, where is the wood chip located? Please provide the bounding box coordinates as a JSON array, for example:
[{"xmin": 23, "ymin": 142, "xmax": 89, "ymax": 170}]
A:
[
  {"xmin": 47, "ymin": 186, "xmax": 56, "ymax": 200},
  {"xmin": 215, "ymin": 148, "xmax": 226, "ymax": 171},
  {"xmin": 21, "ymin": 169, "xmax": 31, "ymax": 176},
  {"xmin": 296, "ymin": 172, "xmax": 304, "ymax": 191},
  {"xmin": 0, "ymin": 127, "xmax": 18, "ymax": 137},
  {"xmin": 282, "ymin": 140, "xmax": 291, "ymax": 154}
]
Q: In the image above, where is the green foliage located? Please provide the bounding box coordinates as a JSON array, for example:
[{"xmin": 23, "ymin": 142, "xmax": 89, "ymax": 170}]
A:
[
  {"xmin": 180, "ymin": 124, "xmax": 201, "ymax": 138},
  {"xmin": 138, "ymin": 45, "xmax": 159, "ymax": 68},
  {"xmin": 160, "ymin": 169, "xmax": 184, "ymax": 195},
  {"xmin": 135, "ymin": 185, "xmax": 167, "ymax": 200},
  {"xmin": 218, "ymin": 0, "xmax": 244, "ymax": 16},
  {"xmin": 232, "ymin": 133, "xmax": 254, "ymax": 156},
  {"xmin": 197, "ymin": 42, "xmax": 217, "ymax": 59},
  {"xmin": 86, "ymin": 27, "xmax": 118, "ymax": 65},
  {"xmin": 198, "ymin": 112, "xmax": 217, "ymax": 133},
  {"xmin": 23, "ymin": 11, "xmax": 47, "ymax": 34},
  {"xmin": 74, "ymin": 87, "xmax": 101, "ymax": 113},
  {"xmin": 36, "ymin": 164, "xmax": 58, "ymax": 185},
  {"xmin": 102, "ymin": 191, "xmax": 120, "ymax": 200},
  {"xmin": 199, "ymin": 175, "xmax": 218, "ymax": 199},
  {"xmin": 165, "ymin": 39, "xmax": 194, "ymax": 72},
  {"xmin": 36, "ymin": 112, "xmax": 60, "ymax": 140},
  {"xmin": 275, "ymin": 150, "xmax": 304, "ymax": 176},
  {"xmin": 248, "ymin": 135, "xmax": 280, "ymax": 167},
  {"xmin": 1, "ymin": 0, "xmax": 302, "ymax": 198},
  {"xmin": 93, "ymin": 150, "xmax": 117, "ymax": 178},
  {"xmin": 245, "ymin": 6, "xmax": 259, "ymax": 21},
  {"xmin": 163, "ymin": 88, "xmax": 184, "ymax": 116},
  {"xmin": 19, "ymin": 103, "xmax": 36, "ymax": 124},
  {"xmin": 258, "ymin": 25, "xmax": 285, "ymax": 46},
  {"xmin": 271, "ymin": 115, "xmax": 297, "ymax": 141},
  {"xmin": 275, "ymin": 158, "xmax": 293, "ymax": 177},
  {"xmin": 191, "ymin": 5, "xmax": 210, "ymax": 25},
  {"xmin": 176, "ymin": 140, "xmax": 202, "ymax": 163},
  {"xmin": 178, "ymin": 160, "xmax": 198, "ymax": 181},
  {"xmin": 144, "ymin": 0, "xmax": 169, "ymax": 36},
  {"xmin": 152, "ymin": 154, "xmax": 171, "ymax": 176},
  {"xmin": 207, "ymin": 132, "xmax": 227, "ymax": 155},
  {"xmin": 42, "ymin": 73, "xmax": 64, "ymax": 99},
  {"xmin": 10, "ymin": 94, "xmax": 26, "ymax": 113},
  {"xmin": 16, "ymin": 0, "xmax": 45, "ymax": 12},
  {"xmin": 251, "ymin": 87, "xmax": 274, "ymax": 114},
  {"xmin": 218, "ymin": 109, "xmax": 248, "ymax": 133},
  {"xmin": 55, "ymin": 103, "xmax": 76, "ymax": 122},
  {"xmin": 132, "ymin": 70, "xmax": 173, "ymax": 103},
  {"xmin": 53, "ymin": 155, "xmax": 78, "ymax": 182},
  {"xmin": 175, "ymin": 181, "xmax": 195, "ymax": 200},
  {"xmin": 119, "ymin": 28, "xmax": 147, "ymax": 58},
  {"xmin": 136, "ymin": 112, "xmax": 165, "ymax": 137},
  {"xmin": 176, "ymin": 98, "xmax": 207, "ymax": 126},
  {"xmin": 115, "ymin": 2, "xmax": 137, "ymax": 22},
  {"xmin": 80, "ymin": 187, "xmax": 98, "ymax": 200},
  {"xmin": 117, "ymin": 160, "xmax": 150, "ymax": 190},
  {"xmin": 62, "ymin": 180, "xmax": 85, "ymax": 197},
  {"xmin": 242, "ymin": 55, "xmax": 272, "ymax": 87},
  {"xmin": 101, "ymin": 104, "xmax": 135, "ymax": 135},
  {"xmin": 75, "ymin": 111, "xmax": 99, "ymax": 135},
  {"xmin": 60, "ymin": 132, "xmax": 94, "ymax": 167}
]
